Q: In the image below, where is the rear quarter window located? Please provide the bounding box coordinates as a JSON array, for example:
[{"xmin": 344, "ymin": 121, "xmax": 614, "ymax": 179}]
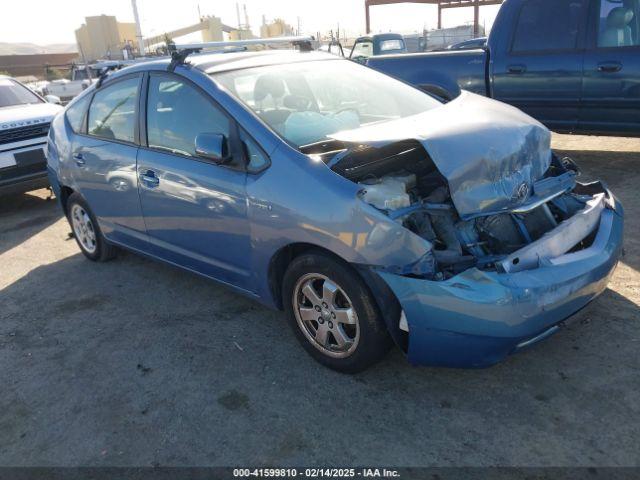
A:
[{"xmin": 65, "ymin": 94, "xmax": 91, "ymax": 133}]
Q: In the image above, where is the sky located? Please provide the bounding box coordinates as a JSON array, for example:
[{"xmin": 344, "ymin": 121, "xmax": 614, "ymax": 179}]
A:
[{"xmin": 1, "ymin": 0, "xmax": 501, "ymax": 45}]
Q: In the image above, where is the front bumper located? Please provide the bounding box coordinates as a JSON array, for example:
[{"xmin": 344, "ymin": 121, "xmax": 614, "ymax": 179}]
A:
[
  {"xmin": 0, "ymin": 170, "xmax": 49, "ymax": 196},
  {"xmin": 378, "ymin": 194, "xmax": 624, "ymax": 368}
]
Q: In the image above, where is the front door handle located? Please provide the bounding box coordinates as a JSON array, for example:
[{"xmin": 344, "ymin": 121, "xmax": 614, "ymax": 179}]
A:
[
  {"xmin": 139, "ymin": 169, "xmax": 160, "ymax": 187},
  {"xmin": 597, "ymin": 61, "xmax": 622, "ymax": 73},
  {"xmin": 72, "ymin": 152, "xmax": 85, "ymax": 166},
  {"xmin": 507, "ymin": 64, "xmax": 527, "ymax": 74}
]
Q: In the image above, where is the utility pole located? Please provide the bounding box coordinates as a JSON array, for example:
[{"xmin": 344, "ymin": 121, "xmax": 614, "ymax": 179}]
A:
[{"xmin": 131, "ymin": 0, "xmax": 145, "ymax": 56}]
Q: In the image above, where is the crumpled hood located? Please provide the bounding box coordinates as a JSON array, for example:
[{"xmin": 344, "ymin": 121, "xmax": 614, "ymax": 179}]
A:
[
  {"xmin": 330, "ymin": 91, "xmax": 552, "ymax": 219},
  {"xmin": 0, "ymin": 102, "xmax": 62, "ymax": 130}
]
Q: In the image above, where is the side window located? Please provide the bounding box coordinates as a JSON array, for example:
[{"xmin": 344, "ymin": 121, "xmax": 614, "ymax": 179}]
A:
[
  {"xmin": 65, "ymin": 94, "xmax": 91, "ymax": 133},
  {"xmin": 351, "ymin": 40, "xmax": 373, "ymax": 58},
  {"xmin": 87, "ymin": 77, "xmax": 139, "ymax": 143},
  {"xmin": 597, "ymin": 0, "xmax": 640, "ymax": 48},
  {"xmin": 512, "ymin": 0, "xmax": 588, "ymax": 52},
  {"xmin": 240, "ymin": 131, "xmax": 269, "ymax": 172},
  {"xmin": 147, "ymin": 75, "xmax": 230, "ymax": 157}
]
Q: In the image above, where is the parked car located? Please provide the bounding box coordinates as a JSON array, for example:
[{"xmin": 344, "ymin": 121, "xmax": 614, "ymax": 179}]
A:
[
  {"xmin": 47, "ymin": 49, "xmax": 623, "ymax": 372},
  {"xmin": 348, "ymin": 33, "xmax": 407, "ymax": 63},
  {"xmin": 367, "ymin": 0, "xmax": 640, "ymax": 137},
  {"xmin": 446, "ymin": 36, "xmax": 487, "ymax": 50},
  {"xmin": 0, "ymin": 75, "xmax": 62, "ymax": 196}
]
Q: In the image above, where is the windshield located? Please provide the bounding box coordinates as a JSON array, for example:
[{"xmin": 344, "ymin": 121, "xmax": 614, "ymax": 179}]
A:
[
  {"xmin": 0, "ymin": 78, "xmax": 43, "ymax": 108},
  {"xmin": 214, "ymin": 59, "xmax": 441, "ymax": 147}
]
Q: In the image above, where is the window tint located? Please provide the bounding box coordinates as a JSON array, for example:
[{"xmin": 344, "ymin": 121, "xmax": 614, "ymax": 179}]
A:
[
  {"xmin": 597, "ymin": 0, "xmax": 640, "ymax": 47},
  {"xmin": 65, "ymin": 94, "xmax": 91, "ymax": 133},
  {"xmin": 351, "ymin": 41, "xmax": 373, "ymax": 58},
  {"xmin": 147, "ymin": 76, "xmax": 229, "ymax": 157},
  {"xmin": 88, "ymin": 77, "xmax": 139, "ymax": 142},
  {"xmin": 512, "ymin": 0, "xmax": 587, "ymax": 52}
]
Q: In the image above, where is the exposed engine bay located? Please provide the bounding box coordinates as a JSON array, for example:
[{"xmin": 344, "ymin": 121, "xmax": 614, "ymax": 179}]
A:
[{"xmin": 304, "ymin": 139, "xmax": 606, "ymax": 281}]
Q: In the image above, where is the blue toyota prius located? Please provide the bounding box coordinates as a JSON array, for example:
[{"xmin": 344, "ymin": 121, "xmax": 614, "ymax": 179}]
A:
[{"xmin": 47, "ymin": 43, "xmax": 624, "ymax": 372}]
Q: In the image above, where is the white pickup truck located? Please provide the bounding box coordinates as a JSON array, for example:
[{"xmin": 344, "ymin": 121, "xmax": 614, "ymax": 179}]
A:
[
  {"xmin": 0, "ymin": 76, "xmax": 63, "ymax": 196},
  {"xmin": 42, "ymin": 64, "xmax": 100, "ymax": 105}
]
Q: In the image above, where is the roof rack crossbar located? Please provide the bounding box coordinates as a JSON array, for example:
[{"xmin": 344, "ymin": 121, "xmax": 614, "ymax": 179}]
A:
[{"xmin": 167, "ymin": 35, "xmax": 314, "ymax": 72}]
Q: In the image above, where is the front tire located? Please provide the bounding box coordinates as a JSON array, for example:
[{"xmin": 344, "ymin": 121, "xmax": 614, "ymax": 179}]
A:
[
  {"xmin": 66, "ymin": 192, "xmax": 116, "ymax": 262},
  {"xmin": 283, "ymin": 252, "xmax": 392, "ymax": 373}
]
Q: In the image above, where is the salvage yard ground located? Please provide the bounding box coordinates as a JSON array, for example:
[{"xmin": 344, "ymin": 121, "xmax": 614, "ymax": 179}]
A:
[{"xmin": 1, "ymin": 134, "xmax": 639, "ymax": 466}]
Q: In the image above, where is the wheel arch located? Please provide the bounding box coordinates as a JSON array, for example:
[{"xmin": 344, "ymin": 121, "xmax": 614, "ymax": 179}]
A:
[
  {"xmin": 268, "ymin": 243, "xmax": 348, "ymax": 310},
  {"xmin": 418, "ymin": 83, "xmax": 457, "ymax": 102},
  {"xmin": 267, "ymin": 242, "xmax": 407, "ymax": 352},
  {"xmin": 59, "ymin": 185, "xmax": 75, "ymax": 215}
]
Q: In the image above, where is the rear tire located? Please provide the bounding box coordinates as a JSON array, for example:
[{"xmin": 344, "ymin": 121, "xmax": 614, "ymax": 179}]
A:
[
  {"xmin": 283, "ymin": 252, "xmax": 392, "ymax": 373},
  {"xmin": 66, "ymin": 192, "xmax": 116, "ymax": 262}
]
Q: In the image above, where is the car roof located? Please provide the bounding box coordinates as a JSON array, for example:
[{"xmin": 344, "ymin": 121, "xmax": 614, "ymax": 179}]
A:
[
  {"xmin": 107, "ymin": 50, "xmax": 340, "ymax": 81},
  {"xmin": 355, "ymin": 33, "xmax": 404, "ymax": 41}
]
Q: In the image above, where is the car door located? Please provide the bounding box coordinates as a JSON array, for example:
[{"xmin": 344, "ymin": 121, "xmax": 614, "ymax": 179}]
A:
[
  {"xmin": 580, "ymin": 0, "xmax": 640, "ymax": 135},
  {"xmin": 71, "ymin": 74, "xmax": 147, "ymax": 249},
  {"xmin": 137, "ymin": 72, "xmax": 252, "ymax": 290},
  {"xmin": 491, "ymin": 0, "xmax": 589, "ymax": 132}
]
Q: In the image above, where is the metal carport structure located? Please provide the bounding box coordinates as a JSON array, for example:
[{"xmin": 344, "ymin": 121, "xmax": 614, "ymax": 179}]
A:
[{"xmin": 364, "ymin": 0, "xmax": 504, "ymax": 35}]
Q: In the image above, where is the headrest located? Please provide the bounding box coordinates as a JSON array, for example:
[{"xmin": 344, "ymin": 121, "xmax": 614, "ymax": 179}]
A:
[
  {"xmin": 254, "ymin": 74, "xmax": 285, "ymax": 102},
  {"xmin": 607, "ymin": 7, "xmax": 634, "ymax": 28}
]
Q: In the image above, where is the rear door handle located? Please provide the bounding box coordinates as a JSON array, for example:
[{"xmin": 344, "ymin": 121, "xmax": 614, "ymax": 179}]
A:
[
  {"xmin": 72, "ymin": 152, "xmax": 85, "ymax": 166},
  {"xmin": 139, "ymin": 169, "xmax": 160, "ymax": 187},
  {"xmin": 507, "ymin": 64, "xmax": 527, "ymax": 74},
  {"xmin": 597, "ymin": 61, "xmax": 622, "ymax": 73}
]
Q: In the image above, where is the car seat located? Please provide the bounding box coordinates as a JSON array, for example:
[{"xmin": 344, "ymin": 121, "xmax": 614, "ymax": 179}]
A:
[
  {"xmin": 253, "ymin": 74, "xmax": 292, "ymax": 132},
  {"xmin": 600, "ymin": 7, "xmax": 635, "ymax": 47}
]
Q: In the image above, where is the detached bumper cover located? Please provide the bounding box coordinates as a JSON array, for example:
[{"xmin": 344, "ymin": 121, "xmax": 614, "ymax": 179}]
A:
[{"xmin": 378, "ymin": 199, "xmax": 624, "ymax": 368}]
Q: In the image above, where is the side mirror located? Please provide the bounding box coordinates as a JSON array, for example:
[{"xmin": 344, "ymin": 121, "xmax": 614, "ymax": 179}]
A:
[
  {"xmin": 45, "ymin": 95, "xmax": 61, "ymax": 105},
  {"xmin": 195, "ymin": 133, "xmax": 229, "ymax": 163}
]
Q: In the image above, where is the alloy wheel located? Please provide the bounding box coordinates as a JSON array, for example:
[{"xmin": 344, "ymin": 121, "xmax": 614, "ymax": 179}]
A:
[
  {"xmin": 292, "ymin": 273, "xmax": 360, "ymax": 358},
  {"xmin": 70, "ymin": 204, "xmax": 97, "ymax": 254}
]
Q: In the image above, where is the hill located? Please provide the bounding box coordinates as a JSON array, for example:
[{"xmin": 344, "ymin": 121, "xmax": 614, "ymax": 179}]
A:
[{"xmin": 0, "ymin": 42, "xmax": 77, "ymax": 55}]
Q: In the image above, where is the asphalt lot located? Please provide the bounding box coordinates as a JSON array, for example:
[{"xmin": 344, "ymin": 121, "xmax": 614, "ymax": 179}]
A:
[{"xmin": 1, "ymin": 134, "xmax": 639, "ymax": 467}]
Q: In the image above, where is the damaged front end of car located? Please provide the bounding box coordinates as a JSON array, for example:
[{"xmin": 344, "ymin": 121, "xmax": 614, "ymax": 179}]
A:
[{"xmin": 303, "ymin": 92, "xmax": 624, "ymax": 368}]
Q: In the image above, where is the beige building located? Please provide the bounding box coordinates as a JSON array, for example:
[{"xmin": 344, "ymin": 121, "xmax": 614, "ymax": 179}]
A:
[
  {"xmin": 228, "ymin": 29, "xmax": 256, "ymax": 41},
  {"xmin": 75, "ymin": 15, "xmax": 138, "ymax": 61},
  {"xmin": 260, "ymin": 18, "xmax": 294, "ymax": 38}
]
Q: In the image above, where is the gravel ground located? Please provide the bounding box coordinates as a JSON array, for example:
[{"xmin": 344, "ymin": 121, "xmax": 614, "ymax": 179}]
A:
[{"xmin": 0, "ymin": 134, "xmax": 639, "ymax": 467}]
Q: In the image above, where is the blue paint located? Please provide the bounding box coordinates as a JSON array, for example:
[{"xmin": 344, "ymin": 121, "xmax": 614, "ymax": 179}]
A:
[
  {"xmin": 47, "ymin": 51, "xmax": 626, "ymax": 369},
  {"xmin": 366, "ymin": 0, "xmax": 640, "ymax": 137},
  {"xmin": 378, "ymin": 206, "xmax": 623, "ymax": 368}
]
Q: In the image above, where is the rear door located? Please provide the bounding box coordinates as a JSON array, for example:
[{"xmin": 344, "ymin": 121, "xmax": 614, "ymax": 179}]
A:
[
  {"xmin": 71, "ymin": 74, "xmax": 147, "ymax": 248},
  {"xmin": 580, "ymin": 0, "xmax": 640, "ymax": 135},
  {"xmin": 137, "ymin": 72, "xmax": 252, "ymax": 290},
  {"xmin": 491, "ymin": 0, "xmax": 589, "ymax": 132}
]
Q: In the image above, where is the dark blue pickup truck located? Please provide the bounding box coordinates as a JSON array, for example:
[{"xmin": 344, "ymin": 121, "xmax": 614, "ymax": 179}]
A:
[{"xmin": 368, "ymin": 0, "xmax": 640, "ymax": 136}]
